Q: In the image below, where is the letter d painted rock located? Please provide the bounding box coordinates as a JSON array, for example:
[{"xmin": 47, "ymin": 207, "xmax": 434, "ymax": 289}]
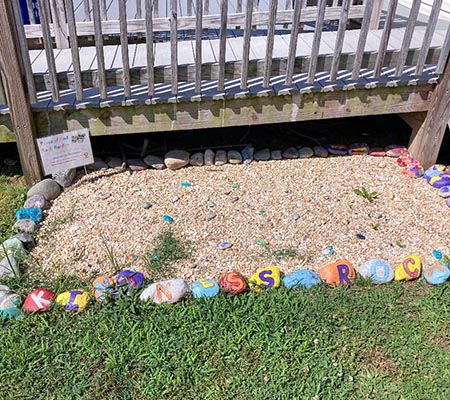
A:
[
  {"xmin": 140, "ymin": 279, "xmax": 190, "ymax": 304},
  {"xmin": 394, "ymin": 255, "xmax": 422, "ymax": 281},
  {"xmin": 283, "ymin": 270, "xmax": 322, "ymax": 289},
  {"xmin": 249, "ymin": 266, "xmax": 281, "ymax": 292},
  {"xmin": 319, "ymin": 259, "xmax": 356, "ymax": 286},
  {"xmin": 191, "ymin": 279, "xmax": 220, "ymax": 298},
  {"xmin": 56, "ymin": 289, "xmax": 89, "ymax": 312},
  {"xmin": 24, "ymin": 288, "xmax": 55, "ymax": 313},
  {"xmin": 423, "ymin": 264, "xmax": 450, "ymax": 285},
  {"xmin": 219, "ymin": 271, "xmax": 248, "ymax": 295}
]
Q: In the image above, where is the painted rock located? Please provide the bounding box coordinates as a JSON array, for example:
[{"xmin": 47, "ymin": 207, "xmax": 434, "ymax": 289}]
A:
[
  {"xmin": 241, "ymin": 144, "xmax": 254, "ymax": 164},
  {"xmin": 319, "ymin": 259, "xmax": 356, "ymax": 286},
  {"xmin": 396, "ymin": 152, "xmax": 412, "ymax": 167},
  {"xmin": 228, "ymin": 150, "xmax": 242, "ymax": 164},
  {"xmin": 13, "ymin": 219, "xmax": 37, "ymax": 234},
  {"xmin": 215, "ymin": 150, "xmax": 227, "ymax": 165},
  {"xmin": 23, "ymin": 288, "xmax": 55, "ymax": 313},
  {"xmin": 127, "ymin": 158, "xmax": 148, "ymax": 171},
  {"xmin": 385, "ymin": 145, "xmax": 407, "ymax": 157},
  {"xmin": 140, "ymin": 279, "xmax": 190, "ymax": 304},
  {"xmin": 298, "ymin": 147, "xmax": 314, "ymax": 158},
  {"xmin": 249, "ymin": 266, "xmax": 281, "ymax": 292},
  {"xmin": 24, "ymin": 194, "xmax": 50, "ymax": 210},
  {"xmin": 143, "ymin": 155, "xmax": 166, "ymax": 170},
  {"xmin": 283, "ymin": 270, "xmax": 322, "ymax": 289},
  {"xmin": 369, "ymin": 147, "xmax": 386, "ymax": 157},
  {"xmin": 219, "ymin": 271, "xmax": 248, "ymax": 295},
  {"xmin": 204, "ymin": 149, "xmax": 215, "ymax": 165},
  {"xmin": 92, "ymin": 275, "xmax": 116, "ymax": 302},
  {"xmin": 16, "ymin": 208, "xmax": 43, "ymax": 224},
  {"xmin": 0, "ymin": 287, "xmax": 22, "ymax": 320},
  {"xmin": 348, "ymin": 143, "xmax": 369, "ymax": 155},
  {"xmin": 27, "ymin": 178, "xmax": 61, "ymax": 201},
  {"xmin": 191, "ymin": 279, "xmax": 220, "ymax": 298},
  {"xmin": 0, "ymin": 254, "xmax": 19, "ymax": 278},
  {"xmin": 270, "ymin": 150, "xmax": 282, "ymax": 160},
  {"xmin": 56, "ymin": 289, "xmax": 89, "ymax": 312},
  {"xmin": 429, "ymin": 173, "xmax": 450, "ymax": 188},
  {"xmin": 116, "ymin": 270, "xmax": 144, "ymax": 294},
  {"xmin": 325, "ymin": 144, "xmax": 348, "ymax": 156},
  {"xmin": 394, "ymin": 255, "xmax": 422, "ymax": 281},
  {"xmin": 423, "ymin": 164, "xmax": 446, "ymax": 182},
  {"xmin": 313, "ymin": 146, "xmax": 328, "ymax": 158},
  {"xmin": 282, "ymin": 147, "xmax": 299, "ymax": 159},
  {"xmin": 254, "ymin": 148, "xmax": 271, "ymax": 161},
  {"xmin": 403, "ymin": 164, "xmax": 424, "ymax": 178},
  {"xmin": 1, "ymin": 238, "xmax": 26, "ymax": 260},
  {"xmin": 423, "ymin": 264, "xmax": 450, "ymax": 285},
  {"xmin": 358, "ymin": 259, "xmax": 394, "ymax": 284},
  {"xmin": 11, "ymin": 233, "xmax": 35, "ymax": 250},
  {"xmin": 439, "ymin": 186, "xmax": 450, "ymax": 198}
]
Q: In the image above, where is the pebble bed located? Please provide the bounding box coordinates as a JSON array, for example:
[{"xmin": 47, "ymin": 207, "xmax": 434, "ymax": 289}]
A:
[{"xmin": 30, "ymin": 155, "xmax": 450, "ymax": 282}]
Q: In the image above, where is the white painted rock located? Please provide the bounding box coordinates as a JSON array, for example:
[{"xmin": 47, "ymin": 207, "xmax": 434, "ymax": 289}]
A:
[
  {"xmin": 165, "ymin": 150, "xmax": 190, "ymax": 170},
  {"xmin": 0, "ymin": 255, "xmax": 19, "ymax": 278},
  {"xmin": 13, "ymin": 219, "xmax": 37, "ymax": 234},
  {"xmin": 204, "ymin": 149, "xmax": 215, "ymax": 165},
  {"xmin": 215, "ymin": 150, "xmax": 227, "ymax": 166},
  {"xmin": 139, "ymin": 279, "xmax": 190, "ymax": 304},
  {"xmin": 189, "ymin": 152, "xmax": 204, "ymax": 166},
  {"xmin": 359, "ymin": 259, "xmax": 394, "ymax": 284},
  {"xmin": 27, "ymin": 178, "xmax": 61, "ymax": 201},
  {"xmin": 52, "ymin": 168, "xmax": 76, "ymax": 188},
  {"xmin": 228, "ymin": 150, "xmax": 242, "ymax": 164},
  {"xmin": 143, "ymin": 155, "xmax": 166, "ymax": 170}
]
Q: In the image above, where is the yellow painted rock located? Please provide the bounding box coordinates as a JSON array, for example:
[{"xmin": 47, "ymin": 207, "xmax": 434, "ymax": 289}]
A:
[
  {"xmin": 56, "ymin": 289, "xmax": 89, "ymax": 312},
  {"xmin": 319, "ymin": 259, "xmax": 356, "ymax": 286},
  {"xmin": 249, "ymin": 266, "xmax": 281, "ymax": 292},
  {"xmin": 394, "ymin": 255, "xmax": 422, "ymax": 281}
]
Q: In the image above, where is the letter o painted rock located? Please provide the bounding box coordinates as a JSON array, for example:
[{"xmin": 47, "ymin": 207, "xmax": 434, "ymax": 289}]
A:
[
  {"xmin": 191, "ymin": 279, "xmax": 220, "ymax": 298},
  {"xmin": 283, "ymin": 270, "xmax": 322, "ymax": 289},
  {"xmin": 319, "ymin": 259, "xmax": 356, "ymax": 286},
  {"xmin": 140, "ymin": 279, "xmax": 190, "ymax": 304},
  {"xmin": 249, "ymin": 266, "xmax": 281, "ymax": 292},
  {"xmin": 219, "ymin": 271, "xmax": 248, "ymax": 295},
  {"xmin": 56, "ymin": 289, "xmax": 89, "ymax": 312},
  {"xmin": 24, "ymin": 288, "xmax": 55, "ymax": 313},
  {"xmin": 358, "ymin": 259, "xmax": 394, "ymax": 284},
  {"xmin": 394, "ymin": 255, "xmax": 422, "ymax": 281},
  {"xmin": 92, "ymin": 275, "xmax": 116, "ymax": 303},
  {"xmin": 423, "ymin": 264, "xmax": 450, "ymax": 285}
]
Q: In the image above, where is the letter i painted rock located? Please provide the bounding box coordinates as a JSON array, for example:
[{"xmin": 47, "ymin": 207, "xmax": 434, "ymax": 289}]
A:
[
  {"xmin": 191, "ymin": 279, "xmax": 220, "ymax": 298},
  {"xmin": 15, "ymin": 208, "xmax": 43, "ymax": 224},
  {"xmin": 56, "ymin": 289, "xmax": 89, "ymax": 312},
  {"xmin": 394, "ymin": 255, "xmax": 422, "ymax": 281},
  {"xmin": 319, "ymin": 259, "xmax": 356, "ymax": 286},
  {"xmin": 140, "ymin": 279, "xmax": 190, "ymax": 304},
  {"xmin": 219, "ymin": 271, "xmax": 248, "ymax": 295},
  {"xmin": 283, "ymin": 270, "xmax": 322, "ymax": 289},
  {"xmin": 23, "ymin": 288, "xmax": 55, "ymax": 313},
  {"xmin": 249, "ymin": 266, "xmax": 281, "ymax": 292},
  {"xmin": 423, "ymin": 264, "xmax": 450, "ymax": 285},
  {"xmin": 92, "ymin": 275, "xmax": 116, "ymax": 303},
  {"xmin": 0, "ymin": 286, "xmax": 22, "ymax": 320},
  {"xmin": 358, "ymin": 259, "xmax": 394, "ymax": 284},
  {"xmin": 116, "ymin": 270, "xmax": 144, "ymax": 294}
]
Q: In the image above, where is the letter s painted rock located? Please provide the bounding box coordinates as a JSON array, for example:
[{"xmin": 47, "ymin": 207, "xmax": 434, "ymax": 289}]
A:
[
  {"xmin": 394, "ymin": 255, "xmax": 422, "ymax": 281},
  {"xmin": 319, "ymin": 259, "xmax": 356, "ymax": 286},
  {"xmin": 140, "ymin": 279, "xmax": 190, "ymax": 304},
  {"xmin": 219, "ymin": 271, "xmax": 248, "ymax": 295},
  {"xmin": 249, "ymin": 266, "xmax": 281, "ymax": 292}
]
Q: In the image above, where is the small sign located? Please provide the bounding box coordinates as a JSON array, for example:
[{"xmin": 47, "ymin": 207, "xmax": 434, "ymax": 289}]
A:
[{"xmin": 36, "ymin": 129, "xmax": 94, "ymax": 175}]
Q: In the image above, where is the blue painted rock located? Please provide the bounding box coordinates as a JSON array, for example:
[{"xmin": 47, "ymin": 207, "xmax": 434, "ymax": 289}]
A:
[
  {"xmin": 439, "ymin": 186, "xmax": 450, "ymax": 198},
  {"xmin": 283, "ymin": 270, "xmax": 322, "ymax": 289},
  {"xmin": 429, "ymin": 173, "xmax": 450, "ymax": 189},
  {"xmin": 282, "ymin": 147, "xmax": 299, "ymax": 159},
  {"xmin": 16, "ymin": 208, "xmax": 43, "ymax": 224},
  {"xmin": 191, "ymin": 279, "xmax": 220, "ymax": 298},
  {"xmin": 385, "ymin": 145, "xmax": 407, "ymax": 157},
  {"xmin": 348, "ymin": 143, "xmax": 369, "ymax": 155},
  {"xmin": 219, "ymin": 271, "xmax": 248, "ymax": 295},
  {"xmin": 116, "ymin": 270, "xmax": 144, "ymax": 294},
  {"xmin": 423, "ymin": 264, "xmax": 450, "ymax": 285},
  {"xmin": 325, "ymin": 144, "xmax": 348, "ymax": 156},
  {"xmin": 423, "ymin": 164, "xmax": 446, "ymax": 182},
  {"xmin": 23, "ymin": 288, "xmax": 55, "ymax": 313},
  {"xmin": 358, "ymin": 259, "xmax": 394, "ymax": 284},
  {"xmin": 249, "ymin": 266, "xmax": 281, "ymax": 292},
  {"xmin": 369, "ymin": 147, "xmax": 386, "ymax": 157},
  {"xmin": 219, "ymin": 241, "xmax": 233, "ymax": 250},
  {"xmin": 241, "ymin": 144, "xmax": 254, "ymax": 164},
  {"xmin": 92, "ymin": 275, "xmax": 116, "ymax": 302},
  {"xmin": 56, "ymin": 289, "xmax": 89, "ymax": 312},
  {"xmin": 0, "ymin": 286, "xmax": 22, "ymax": 320},
  {"xmin": 0, "ymin": 254, "xmax": 19, "ymax": 278},
  {"xmin": 403, "ymin": 164, "xmax": 424, "ymax": 178},
  {"xmin": 394, "ymin": 255, "xmax": 421, "ymax": 281},
  {"xmin": 140, "ymin": 279, "xmax": 190, "ymax": 304},
  {"xmin": 319, "ymin": 259, "xmax": 356, "ymax": 286}
]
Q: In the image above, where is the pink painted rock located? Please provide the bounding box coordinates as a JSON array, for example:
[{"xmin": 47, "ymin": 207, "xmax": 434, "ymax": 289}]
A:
[
  {"xmin": 403, "ymin": 164, "xmax": 424, "ymax": 178},
  {"xmin": 24, "ymin": 288, "xmax": 55, "ymax": 313},
  {"xmin": 369, "ymin": 147, "xmax": 386, "ymax": 157},
  {"xmin": 385, "ymin": 145, "xmax": 407, "ymax": 157}
]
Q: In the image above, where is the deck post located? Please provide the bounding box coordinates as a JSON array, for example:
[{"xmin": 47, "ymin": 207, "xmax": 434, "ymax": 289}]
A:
[
  {"xmin": 0, "ymin": 0, "xmax": 42, "ymax": 184},
  {"xmin": 408, "ymin": 55, "xmax": 450, "ymax": 169}
]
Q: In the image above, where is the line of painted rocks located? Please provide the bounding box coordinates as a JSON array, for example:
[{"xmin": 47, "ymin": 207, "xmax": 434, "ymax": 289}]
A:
[{"xmin": 2, "ymin": 255, "xmax": 450, "ymax": 319}]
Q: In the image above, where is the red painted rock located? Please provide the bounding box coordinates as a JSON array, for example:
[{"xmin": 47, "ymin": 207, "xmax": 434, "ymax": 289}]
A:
[
  {"xmin": 23, "ymin": 288, "xmax": 55, "ymax": 313},
  {"xmin": 219, "ymin": 271, "xmax": 248, "ymax": 295},
  {"xmin": 369, "ymin": 147, "xmax": 386, "ymax": 157},
  {"xmin": 385, "ymin": 145, "xmax": 407, "ymax": 157},
  {"xmin": 319, "ymin": 259, "xmax": 356, "ymax": 286}
]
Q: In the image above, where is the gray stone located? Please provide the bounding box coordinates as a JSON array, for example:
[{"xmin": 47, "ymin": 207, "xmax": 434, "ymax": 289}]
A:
[
  {"xmin": 143, "ymin": 155, "xmax": 166, "ymax": 170},
  {"xmin": 204, "ymin": 149, "xmax": 215, "ymax": 166},
  {"xmin": 241, "ymin": 144, "xmax": 254, "ymax": 164},
  {"xmin": 139, "ymin": 279, "xmax": 190, "ymax": 304},
  {"xmin": 228, "ymin": 150, "xmax": 243, "ymax": 164},
  {"xmin": 52, "ymin": 168, "xmax": 76, "ymax": 188},
  {"xmin": 105, "ymin": 157, "xmax": 124, "ymax": 168},
  {"xmin": 87, "ymin": 157, "xmax": 108, "ymax": 171},
  {"xmin": 24, "ymin": 194, "xmax": 50, "ymax": 210},
  {"xmin": 215, "ymin": 150, "xmax": 227, "ymax": 166},
  {"xmin": 270, "ymin": 150, "xmax": 282, "ymax": 160},
  {"xmin": 0, "ymin": 255, "xmax": 19, "ymax": 278},
  {"xmin": 298, "ymin": 147, "xmax": 314, "ymax": 158},
  {"xmin": 11, "ymin": 233, "xmax": 35, "ymax": 250},
  {"xmin": 254, "ymin": 148, "xmax": 271, "ymax": 161},
  {"xmin": 313, "ymin": 146, "xmax": 328, "ymax": 158},
  {"xmin": 27, "ymin": 179, "xmax": 61, "ymax": 201},
  {"xmin": 206, "ymin": 211, "xmax": 216, "ymax": 220},
  {"xmin": 282, "ymin": 147, "xmax": 299, "ymax": 159},
  {"xmin": 13, "ymin": 219, "xmax": 37, "ymax": 234},
  {"xmin": 164, "ymin": 150, "xmax": 190, "ymax": 170},
  {"xmin": 190, "ymin": 152, "xmax": 204, "ymax": 167},
  {"xmin": 127, "ymin": 159, "xmax": 148, "ymax": 171}
]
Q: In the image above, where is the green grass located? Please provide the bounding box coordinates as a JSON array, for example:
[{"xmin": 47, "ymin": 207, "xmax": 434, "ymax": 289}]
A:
[{"xmin": 0, "ymin": 175, "xmax": 27, "ymax": 242}]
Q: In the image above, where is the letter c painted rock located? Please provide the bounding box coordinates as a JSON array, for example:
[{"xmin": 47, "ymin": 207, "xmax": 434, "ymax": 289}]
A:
[
  {"xmin": 249, "ymin": 266, "xmax": 281, "ymax": 292},
  {"xmin": 319, "ymin": 259, "xmax": 356, "ymax": 286},
  {"xmin": 219, "ymin": 271, "xmax": 248, "ymax": 295},
  {"xmin": 394, "ymin": 255, "xmax": 422, "ymax": 281}
]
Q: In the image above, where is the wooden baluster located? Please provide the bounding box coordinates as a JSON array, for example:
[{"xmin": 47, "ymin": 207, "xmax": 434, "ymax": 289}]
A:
[
  {"xmin": 92, "ymin": 0, "xmax": 107, "ymax": 99},
  {"xmin": 263, "ymin": 0, "xmax": 277, "ymax": 88},
  {"xmin": 351, "ymin": 0, "xmax": 373, "ymax": 80},
  {"xmin": 145, "ymin": 0, "xmax": 155, "ymax": 95},
  {"xmin": 240, "ymin": 0, "xmax": 254, "ymax": 89},
  {"xmin": 285, "ymin": 0, "xmax": 305, "ymax": 86},
  {"xmin": 330, "ymin": 0, "xmax": 351, "ymax": 81},
  {"xmin": 307, "ymin": 0, "xmax": 327, "ymax": 84},
  {"xmin": 84, "ymin": 0, "xmax": 91, "ymax": 21},
  {"xmin": 119, "ymin": 0, "xmax": 131, "ymax": 97},
  {"xmin": 170, "ymin": 0, "xmax": 178, "ymax": 94},
  {"xmin": 218, "ymin": 0, "xmax": 227, "ymax": 91}
]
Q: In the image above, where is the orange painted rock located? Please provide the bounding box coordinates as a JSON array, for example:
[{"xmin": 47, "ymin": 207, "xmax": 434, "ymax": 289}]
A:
[
  {"xmin": 319, "ymin": 259, "xmax": 356, "ymax": 286},
  {"xmin": 92, "ymin": 275, "xmax": 116, "ymax": 303},
  {"xmin": 219, "ymin": 271, "xmax": 248, "ymax": 295},
  {"xmin": 394, "ymin": 255, "xmax": 422, "ymax": 281}
]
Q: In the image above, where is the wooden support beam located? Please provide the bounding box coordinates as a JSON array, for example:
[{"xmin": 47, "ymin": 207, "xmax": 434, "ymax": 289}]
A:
[
  {"xmin": 0, "ymin": 0, "xmax": 42, "ymax": 184},
  {"xmin": 398, "ymin": 112, "xmax": 427, "ymax": 147}
]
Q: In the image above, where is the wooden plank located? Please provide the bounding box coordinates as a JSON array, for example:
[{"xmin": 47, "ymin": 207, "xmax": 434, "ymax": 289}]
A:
[
  {"xmin": 92, "ymin": 0, "xmax": 107, "ymax": 98},
  {"xmin": 145, "ymin": 0, "xmax": 154, "ymax": 95},
  {"xmin": 50, "ymin": 0, "xmax": 69, "ymax": 48},
  {"xmin": 369, "ymin": 0, "xmax": 382, "ymax": 29},
  {"xmin": 240, "ymin": 0, "xmax": 254, "ymax": 89},
  {"xmin": 195, "ymin": 0, "xmax": 203, "ymax": 92},
  {"xmin": 65, "ymin": 0, "xmax": 83, "ymax": 100},
  {"xmin": 263, "ymin": 0, "xmax": 277, "ymax": 87},
  {"xmin": 100, "ymin": 0, "xmax": 107, "ymax": 20},
  {"xmin": 26, "ymin": 0, "xmax": 37, "ymax": 24},
  {"xmin": 118, "ymin": 0, "xmax": 131, "ymax": 97},
  {"xmin": 352, "ymin": 0, "xmax": 373, "ymax": 80},
  {"xmin": 330, "ymin": 0, "xmax": 350, "ymax": 81},
  {"xmin": 285, "ymin": 0, "xmax": 304, "ymax": 85},
  {"xmin": 307, "ymin": 0, "xmax": 327, "ymax": 84},
  {"xmin": 0, "ymin": 0, "xmax": 42, "ymax": 183},
  {"xmin": 218, "ymin": 0, "xmax": 226, "ymax": 90},
  {"xmin": 170, "ymin": 0, "xmax": 178, "ymax": 94},
  {"xmin": 437, "ymin": 24, "xmax": 450, "ymax": 75},
  {"xmin": 83, "ymin": 0, "xmax": 91, "ymax": 21},
  {"xmin": 398, "ymin": 111, "xmax": 427, "ymax": 147},
  {"xmin": 136, "ymin": 0, "xmax": 142, "ymax": 18}
]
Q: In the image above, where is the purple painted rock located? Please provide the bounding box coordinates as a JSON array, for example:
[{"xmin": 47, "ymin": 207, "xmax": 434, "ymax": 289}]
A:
[
  {"xmin": 430, "ymin": 173, "xmax": 450, "ymax": 188},
  {"xmin": 127, "ymin": 159, "xmax": 148, "ymax": 171},
  {"xmin": 385, "ymin": 145, "xmax": 407, "ymax": 157},
  {"xmin": 24, "ymin": 194, "xmax": 50, "ymax": 210},
  {"xmin": 313, "ymin": 146, "xmax": 328, "ymax": 158},
  {"xmin": 424, "ymin": 165, "xmax": 446, "ymax": 182},
  {"xmin": 439, "ymin": 186, "xmax": 450, "ymax": 198},
  {"xmin": 325, "ymin": 144, "xmax": 348, "ymax": 156},
  {"xmin": 282, "ymin": 147, "xmax": 299, "ymax": 159},
  {"xmin": 348, "ymin": 143, "xmax": 369, "ymax": 155},
  {"xmin": 403, "ymin": 165, "xmax": 424, "ymax": 178},
  {"xmin": 369, "ymin": 147, "xmax": 386, "ymax": 157},
  {"xmin": 116, "ymin": 270, "xmax": 144, "ymax": 294}
]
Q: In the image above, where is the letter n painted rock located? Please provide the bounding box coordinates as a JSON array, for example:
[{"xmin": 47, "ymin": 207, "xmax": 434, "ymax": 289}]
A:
[
  {"xmin": 191, "ymin": 279, "xmax": 220, "ymax": 298},
  {"xmin": 56, "ymin": 289, "xmax": 89, "ymax": 312},
  {"xmin": 219, "ymin": 271, "xmax": 248, "ymax": 295},
  {"xmin": 249, "ymin": 266, "xmax": 281, "ymax": 292},
  {"xmin": 423, "ymin": 264, "xmax": 450, "ymax": 285},
  {"xmin": 358, "ymin": 259, "xmax": 394, "ymax": 284},
  {"xmin": 394, "ymin": 255, "xmax": 422, "ymax": 281},
  {"xmin": 24, "ymin": 288, "xmax": 55, "ymax": 313},
  {"xmin": 319, "ymin": 259, "xmax": 356, "ymax": 286},
  {"xmin": 92, "ymin": 275, "xmax": 116, "ymax": 303},
  {"xmin": 140, "ymin": 279, "xmax": 190, "ymax": 304},
  {"xmin": 283, "ymin": 270, "xmax": 322, "ymax": 289}
]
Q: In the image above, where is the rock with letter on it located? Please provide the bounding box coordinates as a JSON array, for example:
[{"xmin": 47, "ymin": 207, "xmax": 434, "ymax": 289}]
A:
[
  {"xmin": 423, "ymin": 264, "xmax": 450, "ymax": 285},
  {"xmin": 92, "ymin": 275, "xmax": 116, "ymax": 303},
  {"xmin": 358, "ymin": 259, "xmax": 394, "ymax": 284},
  {"xmin": 116, "ymin": 270, "xmax": 144, "ymax": 295},
  {"xmin": 23, "ymin": 288, "xmax": 55, "ymax": 313},
  {"xmin": 319, "ymin": 259, "xmax": 356, "ymax": 286},
  {"xmin": 0, "ymin": 285, "xmax": 22, "ymax": 320},
  {"xmin": 140, "ymin": 279, "xmax": 190, "ymax": 304},
  {"xmin": 249, "ymin": 266, "xmax": 281, "ymax": 292},
  {"xmin": 219, "ymin": 271, "xmax": 248, "ymax": 295},
  {"xmin": 283, "ymin": 270, "xmax": 322, "ymax": 289},
  {"xmin": 56, "ymin": 289, "xmax": 89, "ymax": 312},
  {"xmin": 191, "ymin": 279, "xmax": 220, "ymax": 298},
  {"xmin": 394, "ymin": 255, "xmax": 422, "ymax": 281}
]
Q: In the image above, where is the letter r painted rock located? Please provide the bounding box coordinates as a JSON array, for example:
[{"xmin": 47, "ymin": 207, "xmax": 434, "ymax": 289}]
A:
[
  {"xmin": 319, "ymin": 259, "xmax": 356, "ymax": 286},
  {"xmin": 394, "ymin": 255, "xmax": 422, "ymax": 281},
  {"xmin": 219, "ymin": 271, "xmax": 248, "ymax": 295},
  {"xmin": 249, "ymin": 266, "xmax": 281, "ymax": 292}
]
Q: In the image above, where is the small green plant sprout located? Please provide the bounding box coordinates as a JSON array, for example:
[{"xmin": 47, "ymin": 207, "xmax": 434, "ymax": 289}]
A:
[
  {"xmin": 396, "ymin": 241, "xmax": 406, "ymax": 249},
  {"xmin": 353, "ymin": 187, "xmax": 379, "ymax": 203},
  {"xmin": 370, "ymin": 222, "xmax": 380, "ymax": 231}
]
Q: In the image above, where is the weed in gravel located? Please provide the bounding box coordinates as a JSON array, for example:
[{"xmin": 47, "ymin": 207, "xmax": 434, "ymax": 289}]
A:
[{"xmin": 353, "ymin": 187, "xmax": 379, "ymax": 203}]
